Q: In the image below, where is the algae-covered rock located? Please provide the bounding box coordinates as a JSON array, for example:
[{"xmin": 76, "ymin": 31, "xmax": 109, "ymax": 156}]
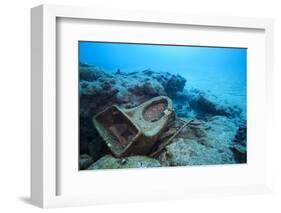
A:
[
  {"xmin": 88, "ymin": 155, "xmax": 121, "ymax": 170},
  {"xmin": 87, "ymin": 155, "xmax": 161, "ymax": 170},
  {"xmin": 119, "ymin": 156, "xmax": 161, "ymax": 168}
]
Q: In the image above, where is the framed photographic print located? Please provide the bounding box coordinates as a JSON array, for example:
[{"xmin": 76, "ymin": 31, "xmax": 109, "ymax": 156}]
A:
[{"xmin": 31, "ymin": 4, "xmax": 274, "ymax": 208}]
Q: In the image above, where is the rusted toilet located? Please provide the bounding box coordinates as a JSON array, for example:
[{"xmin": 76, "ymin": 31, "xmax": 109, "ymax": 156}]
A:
[{"xmin": 93, "ymin": 96, "xmax": 175, "ymax": 157}]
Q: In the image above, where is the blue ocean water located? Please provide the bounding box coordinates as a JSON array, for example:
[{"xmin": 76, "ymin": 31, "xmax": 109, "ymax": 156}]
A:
[{"xmin": 79, "ymin": 41, "xmax": 246, "ymax": 116}]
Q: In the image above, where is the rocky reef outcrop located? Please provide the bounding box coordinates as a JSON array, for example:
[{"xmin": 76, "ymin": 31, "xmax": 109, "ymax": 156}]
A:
[
  {"xmin": 79, "ymin": 63, "xmax": 246, "ymax": 169},
  {"xmin": 80, "ymin": 66, "xmax": 186, "ymax": 117},
  {"xmin": 172, "ymin": 89, "xmax": 242, "ymax": 120}
]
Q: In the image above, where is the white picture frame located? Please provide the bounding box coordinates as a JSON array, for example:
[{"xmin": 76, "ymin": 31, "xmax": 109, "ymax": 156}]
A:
[{"xmin": 31, "ymin": 4, "xmax": 274, "ymax": 208}]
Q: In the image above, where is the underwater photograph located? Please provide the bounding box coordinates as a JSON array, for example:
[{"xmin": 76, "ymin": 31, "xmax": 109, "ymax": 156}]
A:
[{"xmin": 79, "ymin": 41, "xmax": 247, "ymax": 170}]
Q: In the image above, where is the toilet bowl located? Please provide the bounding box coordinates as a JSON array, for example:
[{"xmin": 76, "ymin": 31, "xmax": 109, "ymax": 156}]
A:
[{"xmin": 93, "ymin": 96, "xmax": 175, "ymax": 157}]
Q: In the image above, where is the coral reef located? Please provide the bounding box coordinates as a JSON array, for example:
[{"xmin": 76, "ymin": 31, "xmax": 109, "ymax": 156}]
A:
[{"xmin": 79, "ymin": 64, "xmax": 246, "ymax": 170}]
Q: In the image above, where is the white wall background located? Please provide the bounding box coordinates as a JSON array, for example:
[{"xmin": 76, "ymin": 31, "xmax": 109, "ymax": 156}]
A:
[{"xmin": 0, "ymin": 0, "xmax": 280, "ymax": 212}]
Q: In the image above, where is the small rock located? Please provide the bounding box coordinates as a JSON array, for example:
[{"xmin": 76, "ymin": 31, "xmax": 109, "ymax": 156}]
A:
[
  {"xmin": 116, "ymin": 68, "xmax": 121, "ymax": 74},
  {"xmin": 79, "ymin": 154, "xmax": 94, "ymax": 170}
]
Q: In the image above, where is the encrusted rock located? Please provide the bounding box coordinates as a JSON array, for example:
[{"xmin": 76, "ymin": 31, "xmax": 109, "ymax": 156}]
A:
[
  {"xmin": 120, "ymin": 156, "xmax": 161, "ymax": 168},
  {"xmin": 88, "ymin": 155, "xmax": 161, "ymax": 170},
  {"xmin": 88, "ymin": 155, "xmax": 121, "ymax": 170}
]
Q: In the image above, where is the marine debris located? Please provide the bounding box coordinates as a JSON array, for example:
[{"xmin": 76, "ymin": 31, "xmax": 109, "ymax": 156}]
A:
[{"xmin": 93, "ymin": 96, "xmax": 175, "ymax": 158}]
